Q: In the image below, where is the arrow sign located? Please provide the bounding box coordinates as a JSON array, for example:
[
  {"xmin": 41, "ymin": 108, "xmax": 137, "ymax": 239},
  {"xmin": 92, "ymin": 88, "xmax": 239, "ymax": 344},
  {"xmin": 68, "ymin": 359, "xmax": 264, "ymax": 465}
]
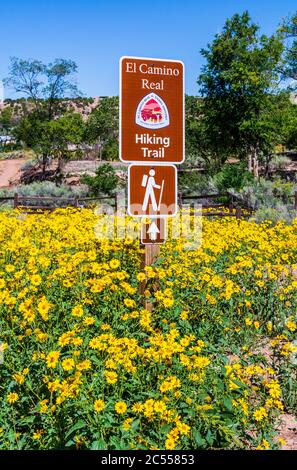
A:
[
  {"xmin": 141, "ymin": 218, "xmax": 166, "ymax": 245},
  {"xmin": 147, "ymin": 221, "xmax": 160, "ymax": 241}
]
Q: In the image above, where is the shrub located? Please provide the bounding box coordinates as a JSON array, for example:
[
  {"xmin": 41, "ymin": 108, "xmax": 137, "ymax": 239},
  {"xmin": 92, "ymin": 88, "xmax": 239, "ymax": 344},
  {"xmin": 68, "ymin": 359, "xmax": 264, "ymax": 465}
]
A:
[
  {"xmin": 232, "ymin": 177, "xmax": 296, "ymax": 211},
  {"xmin": 269, "ymin": 155, "xmax": 291, "ymax": 172},
  {"xmin": 0, "ymin": 150, "xmax": 24, "ymax": 160},
  {"xmin": 81, "ymin": 163, "xmax": 118, "ymax": 196},
  {"xmin": 21, "ymin": 159, "xmax": 37, "ymax": 171},
  {"xmin": 178, "ymin": 172, "xmax": 218, "ymax": 195},
  {"xmin": 102, "ymin": 139, "xmax": 119, "ymax": 161},
  {"xmin": 214, "ymin": 163, "xmax": 254, "ymax": 192},
  {"xmin": 14, "ymin": 181, "xmax": 88, "ymax": 198},
  {"xmin": 253, "ymin": 205, "xmax": 296, "ymax": 224}
]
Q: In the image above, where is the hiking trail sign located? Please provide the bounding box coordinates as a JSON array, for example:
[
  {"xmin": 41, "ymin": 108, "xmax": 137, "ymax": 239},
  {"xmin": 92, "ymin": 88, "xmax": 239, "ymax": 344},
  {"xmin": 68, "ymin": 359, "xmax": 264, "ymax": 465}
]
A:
[
  {"xmin": 120, "ymin": 56, "xmax": 184, "ymax": 164},
  {"xmin": 128, "ymin": 164, "xmax": 177, "ymax": 217}
]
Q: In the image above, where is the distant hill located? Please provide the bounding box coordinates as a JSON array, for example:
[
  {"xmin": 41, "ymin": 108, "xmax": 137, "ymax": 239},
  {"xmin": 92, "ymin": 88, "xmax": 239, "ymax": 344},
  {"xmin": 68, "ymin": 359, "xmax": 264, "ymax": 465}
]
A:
[{"xmin": 0, "ymin": 96, "xmax": 105, "ymax": 122}]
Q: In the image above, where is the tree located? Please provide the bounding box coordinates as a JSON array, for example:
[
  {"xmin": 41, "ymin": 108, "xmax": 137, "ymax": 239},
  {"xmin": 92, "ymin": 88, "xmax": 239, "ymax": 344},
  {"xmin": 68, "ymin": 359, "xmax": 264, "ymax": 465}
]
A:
[
  {"xmin": 81, "ymin": 163, "xmax": 118, "ymax": 196},
  {"xmin": 281, "ymin": 12, "xmax": 297, "ymax": 83},
  {"xmin": 84, "ymin": 97, "xmax": 119, "ymax": 160},
  {"xmin": 185, "ymin": 95, "xmax": 224, "ymax": 172},
  {"xmin": 14, "ymin": 111, "xmax": 84, "ymax": 174},
  {"xmin": 0, "ymin": 107, "xmax": 13, "ymax": 132},
  {"xmin": 285, "ymin": 102, "xmax": 297, "ymax": 149},
  {"xmin": 3, "ymin": 58, "xmax": 45, "ymax": 104},
  {"xmin": 4, "ymin": 57, "xmax": 80, "ymax": 118},
  {"xmin": 198, "ymin": 11, "xmax": 284, "ymax": 176},
  {"xmin": 45, "ymin": 113, "xmax": 84, "ymax": 172},
  {"xmin": 251, "ymin": 93, "xmax": 296, "ymax": 174},
  {"xmin": 4, "ymin": 57, "xmax": 82, "ymax": 175}
]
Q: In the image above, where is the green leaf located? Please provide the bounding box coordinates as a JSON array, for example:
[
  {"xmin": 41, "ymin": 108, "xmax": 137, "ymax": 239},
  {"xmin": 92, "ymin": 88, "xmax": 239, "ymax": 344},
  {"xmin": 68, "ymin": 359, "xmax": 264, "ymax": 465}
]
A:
[
  {"xmin": 91, "ymin": 438, "xmax": 106, "ymax": 450},
  {"xmin": 223, "ymin": 397, "xmax": 233, "ymax": 411},
  {"xmin": 192, "ymin": 429, "xmax": 206, "ymax": 447},
  {"xmin": 206, "ymin": 429, "xmax": 214, "ymax": 446},
  {"xmin": 65, "ymin": 420, "xmax": 86, "ymax": 439},
  {"xmin": 131, "ymin": 419, "xmax": 140, "ymax": 432}
]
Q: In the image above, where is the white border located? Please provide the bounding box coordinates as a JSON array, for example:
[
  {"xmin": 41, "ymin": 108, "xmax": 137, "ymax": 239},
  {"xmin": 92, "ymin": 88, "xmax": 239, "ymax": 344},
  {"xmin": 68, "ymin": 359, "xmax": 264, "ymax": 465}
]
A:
[
  {"xmin": 140, "ymin": 217, "xmax": 167, "ymax": 245},
  {"xmin": 119, "ymin": 56, "xmax": 185, "ymax": 165},
  {"xmin": 127, "ymin": 163, "xmax": 178, "ymax": 218}
]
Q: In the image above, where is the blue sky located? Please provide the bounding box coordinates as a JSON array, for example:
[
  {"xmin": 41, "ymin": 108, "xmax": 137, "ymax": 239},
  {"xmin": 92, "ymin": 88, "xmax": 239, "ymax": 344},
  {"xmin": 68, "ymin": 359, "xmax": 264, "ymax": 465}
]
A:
[{"xmin": 0, "ymin": 0, "xmax": 296, "ymax": 98}]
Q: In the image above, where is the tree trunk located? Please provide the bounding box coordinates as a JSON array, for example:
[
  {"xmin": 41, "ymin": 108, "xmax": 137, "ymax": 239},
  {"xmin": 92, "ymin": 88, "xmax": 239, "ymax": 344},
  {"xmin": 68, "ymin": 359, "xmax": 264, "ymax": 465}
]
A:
[
  {"xmin": 252, "ymin": 149, "xmax": 259, "ymax": 179},
  {"xmin": 42, "ymin": 154, "xmax": 47, "ymax": 176},
  {"xmin": 264, "ymin": 155, "xmax": 271, "ymax": 177},
  {"xmin": 248, "ymin": 153, "xmax": 253, "ymax": 173}
]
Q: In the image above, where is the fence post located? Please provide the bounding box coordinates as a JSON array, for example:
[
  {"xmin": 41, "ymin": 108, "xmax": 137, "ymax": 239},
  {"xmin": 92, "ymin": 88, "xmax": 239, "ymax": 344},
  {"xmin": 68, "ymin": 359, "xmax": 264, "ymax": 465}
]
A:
[
  {"xmin": 235, "ymin": 207, "xmax": 242, "ymax": 219},
  {"xmin": 229, "ymin": 194, "xmax": 234, "ymax": 214},
  {"xmin": 14, "ymin": 193, "xmax": 19, "ymax": 209},
  {"xmin": 295, "ymin": 191, "xmax": 297, "ymax": 210},
  {"xmin": 74, "ymin": 196, "xmax": 79, "ymax": 208},
  {"xmin": 114, "ymin": 194, "xmax": 118, "ymax": 214},
  {"xmin": 178, "ymin": 191, "xmax": 183, "ymax": 208}
]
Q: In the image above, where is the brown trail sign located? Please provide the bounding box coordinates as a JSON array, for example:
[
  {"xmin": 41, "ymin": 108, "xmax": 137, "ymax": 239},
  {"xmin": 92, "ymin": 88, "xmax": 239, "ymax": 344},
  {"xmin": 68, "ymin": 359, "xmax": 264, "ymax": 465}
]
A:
[
  {"xmin": 120, "ymin": 56, "xmax": 184, "ymax": 164},
  {"xmin": 141, "ymin": 218, "xmax": 166, "ymax": 245},
  {"xmin": 120, "ymin": 56, "xmax": 184, "ymax": 309},
  {"xmin": 128, "ymin": 164, "xmax": 177, "ymax": 217}
]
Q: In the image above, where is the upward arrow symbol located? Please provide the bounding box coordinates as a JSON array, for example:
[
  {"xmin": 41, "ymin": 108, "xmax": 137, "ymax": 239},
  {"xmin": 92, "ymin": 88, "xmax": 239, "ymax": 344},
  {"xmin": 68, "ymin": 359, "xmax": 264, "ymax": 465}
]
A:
[{"xmin": 147, "ymin": 221, "xmax": 160, "ymax": 241}]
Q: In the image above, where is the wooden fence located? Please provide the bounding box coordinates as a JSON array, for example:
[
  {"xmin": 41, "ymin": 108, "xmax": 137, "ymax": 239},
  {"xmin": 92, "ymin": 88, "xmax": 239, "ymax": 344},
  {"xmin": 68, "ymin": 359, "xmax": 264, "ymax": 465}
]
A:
[
  {"xmin": 1, "ymin": 191, "xmax": 297, "ymax": 218},
  {"xmin": 0, "ymin": 194, "xmax": 118, "ymax": 212}
]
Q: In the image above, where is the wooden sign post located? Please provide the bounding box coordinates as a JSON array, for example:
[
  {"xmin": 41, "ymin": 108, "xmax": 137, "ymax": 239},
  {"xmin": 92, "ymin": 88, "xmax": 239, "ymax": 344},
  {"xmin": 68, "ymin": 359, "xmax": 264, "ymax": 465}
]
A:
[{"xmin": 119, "ymin": 56, "xmax": 184, "ymax": 307}]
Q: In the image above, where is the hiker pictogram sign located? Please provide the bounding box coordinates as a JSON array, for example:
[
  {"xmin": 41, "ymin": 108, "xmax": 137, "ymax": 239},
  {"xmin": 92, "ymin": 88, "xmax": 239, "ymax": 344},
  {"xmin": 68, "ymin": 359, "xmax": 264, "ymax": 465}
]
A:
[
  {"xmin": 120, "ymin": 56, "xmax": 184, "ymax": 164},
  {"xmin": 141, "ymin": 218, "xmax": 166, "ymax": 245},
  {"xmin": 128, "ymin": 164, "xmax": 177, "ymax": 217}
]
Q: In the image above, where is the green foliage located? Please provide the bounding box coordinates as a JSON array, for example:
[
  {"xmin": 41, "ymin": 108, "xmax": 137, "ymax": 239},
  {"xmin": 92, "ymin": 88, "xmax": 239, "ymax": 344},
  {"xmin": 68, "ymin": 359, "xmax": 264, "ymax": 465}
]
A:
[
  {"xmin": 253, "ymin": 206, "xmax": 296, "ymax": 225},
  {"xmin": 178, "ymin": 171, "xmax": 218, "ymax": 195},
  {"xmin": 13, "ymin": 111, "xmax": 84, "ymax": 171},
  {"xmin": 84, "ymin": 97, "xmax": 118, "ymax": 159},
  {"xmin": 281, "ymin": 12, "xmax": 297, "ymax": 84},
  {"xmin": 269, "ymin": 155, "xmax": 291, "ymax": 172},
  {"xmin": 285, "ymin": 102, "xmax": 297, "ymax": 149},
  {"xmin": 0, "ymin": 150, "xmax": 23, "ymax": 160},
  {"xmin": 214, "ymin": 163, "xmax": 254, "ymax": 192},
  {"xmin": 0, "ymin": 107, "xmax": 13, "ymax": 132},
  {"xmin": 101, "ymin": 138, "xmax": 119, "ymax": 161},
  {"xmin": 198, "ymin": 11, "xmax": 284, "ymax": 165},
  {"xmin": 234, "ymin": 177, "xmax": 296, "ymax": 210},
  {"xmin": 81, "ymin": 163, "xmax": 118, "ymax": 196},
  {"xmin": 4, "ymin": 57, "xmax": 80, "ymax": 117},
  {"xmin": 0, "ymin": 182, "xmax": 87, "ymax": 199},
  {"xmin": 4, "ymin": 57, "xmax": 83, "ymax": 174}
]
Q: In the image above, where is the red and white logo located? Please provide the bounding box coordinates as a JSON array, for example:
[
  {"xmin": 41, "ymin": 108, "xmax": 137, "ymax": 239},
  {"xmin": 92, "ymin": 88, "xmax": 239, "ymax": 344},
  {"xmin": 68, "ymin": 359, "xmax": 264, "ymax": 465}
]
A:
[{"xmin": 135, "ymin": 93, "xmax": 170, "ymax": 129}]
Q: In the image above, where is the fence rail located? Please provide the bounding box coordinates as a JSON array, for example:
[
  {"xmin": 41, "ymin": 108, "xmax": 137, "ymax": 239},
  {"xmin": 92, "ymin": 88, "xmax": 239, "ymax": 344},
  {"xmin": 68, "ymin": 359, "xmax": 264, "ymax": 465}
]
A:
[
  {"xmin": 1, "ymin": 191, "xmax": 297, "ymax": 217},
  {"xmin": 0, "ymin": 194, "xmax": 118, "ymax": 212}
]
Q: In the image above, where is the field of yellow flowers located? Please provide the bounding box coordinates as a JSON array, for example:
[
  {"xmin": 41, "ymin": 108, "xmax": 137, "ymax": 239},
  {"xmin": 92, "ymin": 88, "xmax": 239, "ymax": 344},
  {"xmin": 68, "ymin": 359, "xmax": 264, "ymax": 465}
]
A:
[{"xmin": 0, "ymin": 208, "xmax": 296, "ymax": 450}]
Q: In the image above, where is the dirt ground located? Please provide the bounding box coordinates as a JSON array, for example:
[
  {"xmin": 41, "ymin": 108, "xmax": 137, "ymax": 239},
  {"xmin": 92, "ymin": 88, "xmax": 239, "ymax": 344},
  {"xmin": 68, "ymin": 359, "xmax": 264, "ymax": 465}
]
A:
[
  {"xmin": 0, "ymin": 159, "xmax": 25, "ymax": 188},
  {"xmin": 278, "ymin": 413, "xmax": 297, "ymax": 450}
]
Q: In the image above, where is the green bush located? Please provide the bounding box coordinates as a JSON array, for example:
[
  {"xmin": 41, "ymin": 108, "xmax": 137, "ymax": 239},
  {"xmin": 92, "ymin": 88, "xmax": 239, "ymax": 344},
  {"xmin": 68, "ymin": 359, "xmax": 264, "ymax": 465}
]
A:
[
  {"xmin": 253, "ymin": 206, "xmax": 296, "ymax": 225},
  {"xmin": 178, "ymin": 171, "xmax": 218, "ymax": 195},
  {"xmin": 102, "ymin": 139, "xmax": 119, "ymax": 161},
  {"xmin": 234, "ymin": 177, "xmax": 296, "ymax": 210},
  {"xmin": 0, "ymin": 150, "xmax": 24, "ymax": 160},
  {"xmin": 81, "ymin": 163, "xmax": 118, "ymax": 196},
  {"xmin": 214, "ymin": 163, "xmax": 254, "ymax": 192}
]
